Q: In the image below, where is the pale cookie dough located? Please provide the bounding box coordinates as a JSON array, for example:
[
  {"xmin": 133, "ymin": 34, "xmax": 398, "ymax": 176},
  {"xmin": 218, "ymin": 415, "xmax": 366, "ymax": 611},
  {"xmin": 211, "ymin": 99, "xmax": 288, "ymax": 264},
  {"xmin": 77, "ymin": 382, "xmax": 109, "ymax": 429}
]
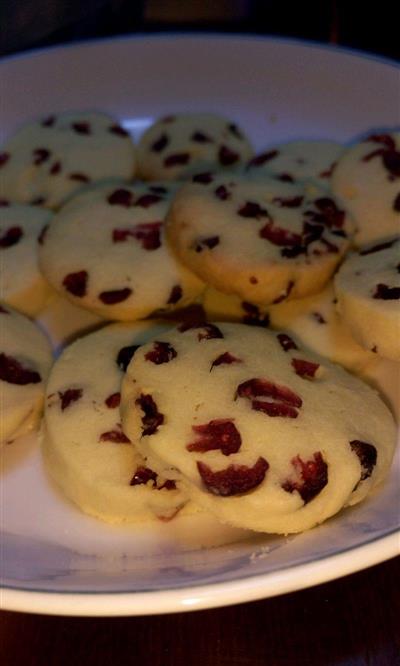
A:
[
  {"xmin": 246, "ymin": 140, "xmax": 343, "ymax": 187},
  {"xmin": 0, "ymin": 111, "xmax": 136, "ymax": 209},
  {"xmin": 0, "ymin": 202, "xmax": 53, "ymax": 316},
  {"xmin": 0, "ymin": 303, "xmax": 53, "ymax": 445},
  {"xmin": 38, "ymin": 181, "xmax": 205, "ymax": 321},
  {"xmin": 332, "ymin": 132, "xmax": 400, "ymax": 245},
  {"xmin": 121, "ymin": 323, "xmax": 396, "ymax": 534},
  {"xmin": 137, "ymin": 112, "xmax": 253, "ymax": 181},
  {"xmin": 42, "ymin": 321, "xmax": 200, "ymax": 523},
  {"xmin": 334, "ymin": 236, "xmax": 400, "ymax": 362},
  {"xmin": 202, "ymin": 285, "xmax": 377, "ymax": 374},
  {"xmin": 167, "ymin": 173, "xmax": 353, "ymax": 305}
]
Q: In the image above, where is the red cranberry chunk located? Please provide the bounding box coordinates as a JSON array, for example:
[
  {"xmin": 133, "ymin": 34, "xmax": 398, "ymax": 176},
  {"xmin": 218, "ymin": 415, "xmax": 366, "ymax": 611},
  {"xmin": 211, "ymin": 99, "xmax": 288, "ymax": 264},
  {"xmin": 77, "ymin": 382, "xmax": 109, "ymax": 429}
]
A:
[
  {"xmin": 282, "ymin": 452, "xmax": 328, "ymax": 503},
  {"xmin": 313, "ymin": 312, "xmax": 326, "ymax": 324},
  {"xmin": 365, "ymin": 134, "xmax": 395, "ymax": 150},
  {"xmin": 99, "ymin": 287, "xmax": 132, "ymax": 305},
  {"xmin": 136, "ymin": 393, "xmax": 164, "ymax": 436},
  {"xmin": 313, "ymin": 197, "xmax": 345, "ymax": 228},
  {"xmin": 149, "ymin": 185, "xmax": 167, "ymax": 195},
  {"xmin": 31, "ymin": 197, "xmax": 46, "ymax": 206},
  {"xmin": 41, "ymin": 115, "xmax": 56, "ymax": 127},
  {"xmin": 272, "ymin": 196, "xmax": 304, "ymax": 208},
  {"xmin": 277, "ymin": 173, "xmax": 294, "ymax": 183},
  {"xmin": 238, "ymin": 201, "xmax": 268, "ymax": 219},
  {"xmin": 241, "ymin": 302, "xmax": 270, "ymax": 328},
  {"xmin": 167, "ymin": 285, "xmax": 183, "ymax": 304},
  {"xmin": 360, "ymin": 239, "xmax": 397, "ymax": 255},
  {"xmin": 0, "ymin": 353, "xmax": 41, "ymax": 385},
  {"xmin": 319, "ymin": 162, "xmax": 336, "ymax": 178},
  {"xmin": 164, "ymin": 152, "xmax": 190, "ymax": 167},
  {"xmin": 130, "ymin": 466, "xmax": 158, "ymax": 486},
  {"xmin": 151, "ymin": 134, "xmax": 169, "ymax": 152},
  {"xmin": 349, "ymin": 440, "xmax": 377, "ymax": 481},
  {"xmin": 107, "ymin": 188, "xmax": 134, "ymax": 207},
  {"xmin": 71, "ymin": 121, "xmax": 91, "ymax": 135},
  {"xmin": 145, "ymin": 341, "xmax": 177, "ymax": 365},
  {"xmin": 116, "ymin": 345, "xmax": 140, "ymax": 372},
  {"xmin": 0, "ymin": 226, "xmax": 23, "ymax": 248},
  {"xmin": 193, "ymin": 172, "xmax": 214, "ymax": 184},
  {"xmin": 260, "ymin": 223, "xmax": 302, "ymax": 247},
  {"xmin": 58, "ymin": 388, "xmax": 82, "ymax": 410},
  {"xmin": 99, "ymin": 427, "xmax": 130, "ymax": 443},
  {"xmin": 131, "ymin": 222, "xmax": 162, "ymax": 250},
  {"xmin": 187, "ymin": 419, "xmax": 242, "ymax": 456},
  {"xmin": 292, "ymin": 358, "xmax": 320, "ymax": 379},
  {"xmin": 109, "ymin": 124, "xmax": 129, "ymax": 137},
  {"xmin": 252, "ymin": 400, "xmax": 299, "ymax": 418},
  {"xmin": 210, "ymin": 352, "xmax": 242, "ymax": 370},
  {"xmin": 197, "ymin": 457, "xmax": 269, "ymax": 496},
  {"xmin": 62, "ymin": 270, "xmax": 88, "ymax": 297},
  {"xmin": 272, "ymin": 281, "xmax": 294, "ymax": 304},
  {"xmin": 281, "ymin": 244, "xmax": 306, "ymax": 258},
  {"xmin": 105, "ymin": 392, "xmax": 121, "ymax": 408},
  {"xmin": 134, "ymin": 194, "xmax": 162, "ymax": 208},
  {"xmin": 373, "ymin": 283, "xmax": 400, "ymax": 300},
  {"xmin": 383, "ymin": 151, "xmax": 400, "ymax": 178},
  {"xmin": 277, "ymin": 333, "xmax": 298, "ymax": 352},
  {"xmin": 0, "ymin": 153, "xmax": 10, "ymax": 168},
  {"xmin": 33, "ymin": 148, "xmax": 50, "ymax": 165},
  {"xmin": 215, "ymin": 185, "xmax": 230, "ymax": 200},
  {"xmin": 69, "ymin": 172, "xmax": 90, "ymax": 183},
  {"xmin": 194, "ymin": 235, "xmax": 220, "ymax": 252},
  {"xmin": 218, "ymin": 145, "xmax": 239, "ymax": 166},
  {"xmin": 191, "ymin": 131, "xmax": 212, "ymax": 143},
  {"xmin": 248, "ymin": 150, "xmax": 279, "ymax": 168},
  {"xmin": 236, "ymin": 378, "xmax": 302, "ymax": 408},
  {"xmin": 49, "ymin": 161, "xmax": 61, "ymax": 175}
]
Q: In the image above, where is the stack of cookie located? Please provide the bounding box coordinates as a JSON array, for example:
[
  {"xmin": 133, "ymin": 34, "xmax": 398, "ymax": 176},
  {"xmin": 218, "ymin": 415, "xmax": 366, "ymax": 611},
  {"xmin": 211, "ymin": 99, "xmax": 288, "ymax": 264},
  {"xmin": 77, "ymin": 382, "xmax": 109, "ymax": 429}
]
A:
[{"xmin": 0, "ymin": 111, "xmax": 398, "ymax": 535}]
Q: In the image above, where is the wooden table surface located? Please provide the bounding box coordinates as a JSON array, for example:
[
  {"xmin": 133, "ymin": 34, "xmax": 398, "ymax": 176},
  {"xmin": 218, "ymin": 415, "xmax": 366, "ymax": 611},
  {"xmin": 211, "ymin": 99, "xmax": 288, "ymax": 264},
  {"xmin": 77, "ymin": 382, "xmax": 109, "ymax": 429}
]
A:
[{"xmin": 1, "ymin": 556, "xmax": 399, "ymax": 665}]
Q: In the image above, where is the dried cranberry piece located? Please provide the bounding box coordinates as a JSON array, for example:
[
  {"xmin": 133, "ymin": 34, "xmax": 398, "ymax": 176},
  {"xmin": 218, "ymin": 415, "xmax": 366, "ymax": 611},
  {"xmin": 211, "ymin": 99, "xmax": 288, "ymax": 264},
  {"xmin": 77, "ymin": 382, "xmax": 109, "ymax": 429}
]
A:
[
  {"xmin": 31, "ymin": 197, "xmax": 46, "ymax": 206},
  {"xmin": 373, "ymin": 283, "xmax": 400, "ymax": 300},
  {"xmin": 365, "ymin": 134, "xmax": 395, "ymax": 150},
  {"xmin": 167, "ymin": 285, "xmax": 183, "ymax": 304},
  {"xmin": 145, "ymin": 341, "xmax": 177, "ymax": 365},
  {"xmin": 282, "ymin": 452, "xmax": 328, "ymax": 503},
  {"xmin": 238, "ymin": 201, "xmax": 268, "ymax": 219},
  {"xmin": 237, "ymin": 378, "xmax": 302, "ymax": 408},
  {"xmin": 318, "ymin": 237, "xmax": 339, "ymax": 254},
  {"xmin": 109, "ymin": 124, "xmax": 129, "ymax": 137},
  {"xmin": 393, "ymin": 193, "xmax": 400, "ymax": 211},
  {"xmin": 99, "ymin": 288, "xmax": 132, "ymax": 304},
  {"xmin": 151, "ymin": 134, "xmax": 169, "ymax": 152},
  {"xmin": 252, "ymin": 400, "xmax": 299, "ymax": 418},
  {"xmin": 241, "ymin": 302, "xmax": 270, "ymax": 328},
  {"xmin": 0, "ymin": 152, "xmax": 10, "ymax": 168},
  {"xmin": 292, "ymin": 358, "xmax": 319, "ymax": 379},
  {"xmin": 215, "ymin": 185, "xmax": 230, "ymax": 200},
  {"xmin": 164, "ymin": 152, "xmax": 190, "ymax": 167},
  {"xmin": 272, "ymin": 281, "xmax": 294, "ymax": 304},
  {"xmin": 69, "ymin": 173, "xmax": 90, "ymax": 182},
  {"xmin": 281, "ymin": 244, "xmax": 305, "ymax": 258},
  {"xmin": 219, "ymin": 145, "xmax": 239, "ymax": 166},
  {"xmin": 319, "ymin": 162, "xmax": 336, "ymax": 178},
  {"xmin": 136, "ymin": 393, "xmax": 164, "ymax": 436},
  {"xmin": 247, "ymin": 150, "xmax": 279, "ymax": 168},
  {"xmin": 132, "ymin": 222, "xmax": 162, "ymax": 250},
  {"xmin": 116, "ymin": 345, "xmax": 140, "ymax": 371},
  {"xmin": 383, "ymin": 151, "xmax": 400, "ymax": 178},
  {"xmin": 277, "ymin": 173, "xmax": 294, "ymax": 182},
  {"xmin": 149, "ymin": 185, "xmax": 167, "ymax": 195},
  {"xmin": 71, "ymin": 121, "xmax": 91, "ymax": 135},
  {"xmin": 191, "ymin": 131, "xmax": 212, "ymax": 143},
  {"xmin": 130, "ymin": 466, "xmax": 158, "ymax": 486},
  {"xmin": 41, "ymin": 115, "xmax": 56, "ymax": 127},
  {"xmin": 194, "ymin": 235, "xmax": 220, "ymax": 252},
  {"xmin": 272, "ymin": 196, "xmax": 304, "ymax": 208},
  {"xmin": 313, "ymin": 197, "xmax": 345, "ymax": 228},
  {"xmin": 193, "ymin": 172, "xmax": 214, "ymax": 184},
  {"xmin": 37, "ymin": 225, "xmax": 48, "ymax": 245},
  {"xmin": 313, "ymin": 312, "xmax": 326, "ymax": 324},
  {"xmin": 178, "ymin": 322, "xmax": 224, "ymax": 341},
  {"xmin": 107, "ymin": 188, "xmax": 134, "ymax": 207},
  {"xmin": 58, "ymin": 388, "xmax": 82, "ymax": 410},
  {"xmin": 210, "ymin": 352, "xmax": 242, "ymax": 370},
  {"xmin": 62, "ymin": 270, "xmax": 88, "ymax": 297},
  {"xmin": 187, "ymin": 419, "xmax": 242, "ymax": 456},
  {"xmin": 360, "ymin": 239, "xmax": 397, "ymax": 255},
  {"xmin": 277, "ymin": 333, "xmax": 298, "ymax": 352},
  {"xmin": 349, "ymin": 440, "xmax": 377, "ymax": 481},
  {"xmin": 99, "ymin": 427, "xmax": 130, "ymax": 443},
  {"xmin": 33, "ymin": 148, "xmax": 50, "ymax": 165},
  {"xmin": 134, "ymin": 194, "xmax": 163, "ymax": 208},
  {"xmin": 105, "ymin": 392, "xmax": 121, "ymax": 408},
  {"xmin": 0, "ymin": 226, "xmax": 23, "ymax": 248},
  {"xmin": 197, "ymin": 457, "xmax": 269, "ymax": 496},
  {"xmin": 260, "ymin": 223, "xmax": 302, "ymax": 247},
  {"xmin": 49, "ymin": 161, "xmax": 61, "ymax": 175},
  {"xmin": 0, "ymin": 353, "xmax": 41, "ymax": 385},
  {"xmin": 228, "ymin": 123, "xmax": 243, "ymax": 140}
]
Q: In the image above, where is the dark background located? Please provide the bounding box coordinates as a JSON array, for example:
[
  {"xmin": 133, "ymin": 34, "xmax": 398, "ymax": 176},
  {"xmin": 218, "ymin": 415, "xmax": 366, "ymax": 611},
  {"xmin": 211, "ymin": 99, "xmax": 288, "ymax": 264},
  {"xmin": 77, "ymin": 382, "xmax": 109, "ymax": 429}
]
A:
[{"xmin": 1, "ymin": 2, "xmax": 399, "ymax": 665}]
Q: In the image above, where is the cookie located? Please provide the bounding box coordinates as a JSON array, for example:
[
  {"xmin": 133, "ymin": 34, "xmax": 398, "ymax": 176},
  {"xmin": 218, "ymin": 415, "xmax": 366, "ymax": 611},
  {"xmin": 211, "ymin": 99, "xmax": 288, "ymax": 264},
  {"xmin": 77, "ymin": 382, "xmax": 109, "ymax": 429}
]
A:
[
  {"xmin": 246, "ymin": 140, "xmax": 342, "ymax": 187},
  {"xmin": 0, "ymin": 303, "xmax": 53, "ymax": 445},
  {"xmin": 202, "ymin": 284, "xmax": 377, "ymax": 374},
  {"xmin": 41, "ymin": 320, "xmax": 199, "ymax": 523},
  {"xmin": 137, "ymin": 113, "xmax": 253, "ymax": 181},
  {"xmin": 166, "ymin": 173, "xmax": 353, "ymax": 305},
  {"xmin": 332, "ymin": 132, "xmax": 400, "ymax": 245},
  {"xmin": 0, "ymin": 111, "xmax": 136, "ymax": 209},
  {"xmin": 334, "ymin": 236, "xmax": 400, "ymax": 361},
  {"xmin": 38, "ymin": 181, "xmax": 205, "ymax": 321},
  {"xmin": 0, "ymin": 202, "xmax": 53, "ymax": 316},
  {"xmin": 121, "ymin": 323, "xmax": 396, "ymax": 533}
]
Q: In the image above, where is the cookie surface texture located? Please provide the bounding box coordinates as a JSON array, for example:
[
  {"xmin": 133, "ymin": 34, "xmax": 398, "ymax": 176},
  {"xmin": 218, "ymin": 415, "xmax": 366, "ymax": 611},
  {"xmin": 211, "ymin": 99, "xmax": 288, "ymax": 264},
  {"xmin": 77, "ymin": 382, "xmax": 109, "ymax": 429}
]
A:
[
  {"xmin": 121, "ymin": 322, "xmax": 396, "ymax": 533},
  {"xmin": 167, "ymin": 173, "xmax": 353, "ymax": 305}
]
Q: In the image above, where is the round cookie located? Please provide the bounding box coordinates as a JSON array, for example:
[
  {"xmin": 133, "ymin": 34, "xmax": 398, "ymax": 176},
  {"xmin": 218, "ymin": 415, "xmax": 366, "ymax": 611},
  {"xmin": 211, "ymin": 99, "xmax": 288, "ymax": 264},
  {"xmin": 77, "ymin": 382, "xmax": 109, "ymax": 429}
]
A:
[
  {"xmin": 166, "ymin": 173, "xmax": 353, "ymax": 305},
  {"xmin": 202, "ymin": 285, "xmax": 377, "ymax": 374},
  {"xmin": 0, "ymin": 111, "xmax": 136, "ymax": 209},
  {"xmin": 137, "ymin": 113, "xmax": 253, "ymax": 181},
  {"xmin": 334, "ymin": 236, "xmax": 400, "ymax": 361},
  {"xmin": 38, "ymin": 181, "xmax": 205, "ymax": 321},
  {"xmin": 0, "ymin": 202, "xmax": 53, "ymax": 316},
  {"xmin": 332, "ymin": 132, "xmax": 400, "ymax": 245},
  {"xmin": 0, "ymin": 303, "xmax": 53, "ymax": 445},
  {"xmin": 121, "ymin": 323, "xmax": 396, "ymax": 534},
  {"xmin": 246, "ymin": 140, "xmax": 343, "ymax": 187},
  {"xmin": 42, "ymin": 321, "xmax": 199, "ymax": 523}
]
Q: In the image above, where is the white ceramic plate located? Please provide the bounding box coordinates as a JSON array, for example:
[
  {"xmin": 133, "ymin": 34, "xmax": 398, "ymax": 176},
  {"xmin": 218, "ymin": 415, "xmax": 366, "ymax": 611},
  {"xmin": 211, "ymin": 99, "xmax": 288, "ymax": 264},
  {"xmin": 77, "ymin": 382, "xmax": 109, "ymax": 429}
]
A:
[{"xmin": 1, "ymin": 35, "xmax": 399, "ymax": 617}]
